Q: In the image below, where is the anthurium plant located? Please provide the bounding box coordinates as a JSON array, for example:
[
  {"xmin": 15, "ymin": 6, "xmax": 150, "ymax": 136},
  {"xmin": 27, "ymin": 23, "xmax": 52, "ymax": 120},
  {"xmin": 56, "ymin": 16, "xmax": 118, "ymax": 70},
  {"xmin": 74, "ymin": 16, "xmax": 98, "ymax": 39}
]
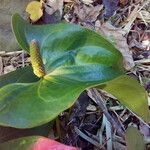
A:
[{"xmin": 0, "ymin": 13, "xmax": 149, "ymax": 149}]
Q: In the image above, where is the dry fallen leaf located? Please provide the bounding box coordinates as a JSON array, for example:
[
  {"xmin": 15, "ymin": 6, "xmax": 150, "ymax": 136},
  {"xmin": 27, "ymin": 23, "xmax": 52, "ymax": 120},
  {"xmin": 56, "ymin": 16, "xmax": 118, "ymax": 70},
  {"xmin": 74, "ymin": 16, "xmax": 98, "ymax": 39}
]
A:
[
  {"xmin": 123, "ymin": 5, "xmax": 139, "ymax": 33},
  {"xmin": 26, "ymin": 1, "xmax": 43, "ymax": 22},
  {"xmin": 4, "ymin": 65, "xmax": 16, "ymax": 74},
  {"xmin": 138, "ymin": 10, "xmax": 150, "ymax": 24},
  {"xmin": 74, "ymin": 4, "xmax": 103, "ymax": 22},
  {"xmin": 119, "ymin": 0, "xmax": 128, "ymax": 6},
  {"xmin": 124, "ymin": 1, "xmax": 150, "ymax": 32},
  {"xmin": 102, "ymin": 0, "xmax": 119, "ymax": 18},
  {"xmin": 45, "ymin": 0, "xmax": 63, "ymax": 16},
  {"xmin": 95, "ymin": 21, "xmax": 135, "ymax": 70},
  {"xmin": 140, "ymin": 122, "xmax": 150, "ymax": 137}
]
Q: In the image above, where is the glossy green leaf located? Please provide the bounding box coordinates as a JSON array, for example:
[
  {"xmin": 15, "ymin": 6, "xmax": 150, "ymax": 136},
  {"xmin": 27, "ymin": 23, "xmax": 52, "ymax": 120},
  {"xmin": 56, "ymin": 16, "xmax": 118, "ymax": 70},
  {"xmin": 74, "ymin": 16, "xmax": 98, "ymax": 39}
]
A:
[
  {"xmin": 0, "ymin": 66, "xmax": 38, "ymax": 88},
  {"xmin": 0, "ymin": 14, "xmax": 124, "ymax": 128},
  {"xmin": 97, "ymin": 75, "xmax": 150, "ymax": 122},
  {"xmin": 0, "ymin": 136, "xmax": 78, "ymax": 150},
  {"xmin": 125, "ymin": 127, "xmax": 146, "ymax": 150}
]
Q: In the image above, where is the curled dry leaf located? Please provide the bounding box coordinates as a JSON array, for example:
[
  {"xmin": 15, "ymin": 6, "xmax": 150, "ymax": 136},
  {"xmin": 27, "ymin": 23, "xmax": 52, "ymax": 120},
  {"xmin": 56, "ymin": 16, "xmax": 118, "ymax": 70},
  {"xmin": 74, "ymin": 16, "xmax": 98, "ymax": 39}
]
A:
[
  {"xmin": 95, "ymin": 21, "xmax": 135, "ymax": 70},
  {"xmin": 26, "ymin": 1, "xmax": 43, "ymax": 22},
  {"xmin": 74, "ymin": 4, "xmax": 103, "ymax": 22}
]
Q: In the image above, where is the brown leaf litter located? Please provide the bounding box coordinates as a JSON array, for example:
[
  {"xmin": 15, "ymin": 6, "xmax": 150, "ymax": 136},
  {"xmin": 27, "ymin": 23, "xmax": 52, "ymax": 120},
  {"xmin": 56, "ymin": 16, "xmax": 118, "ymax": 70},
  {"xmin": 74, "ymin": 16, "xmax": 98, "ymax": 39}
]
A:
[
  {"xmin": 95, "ymin": 21, "xmax": 135, "ymax": 70},
  {"xmin": 0, "ymin": 51, "xmax": 29, "ymax": 75}
]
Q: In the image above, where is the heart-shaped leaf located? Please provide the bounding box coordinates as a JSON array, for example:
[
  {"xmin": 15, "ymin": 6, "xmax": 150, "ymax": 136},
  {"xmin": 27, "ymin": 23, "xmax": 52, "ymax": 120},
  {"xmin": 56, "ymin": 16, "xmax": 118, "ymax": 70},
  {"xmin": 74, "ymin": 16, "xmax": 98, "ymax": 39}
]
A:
[
  {"xmin": 0, "ymin": 66, "xmax": 38, "ymax": 88},
  {"xmin": 0, "ymin": 136, "xmax": 78, "ymax": 150},
  {"xmin": 97, "ymin": 75, "xmax": 149, "ymax": 122},
  {"xmin": 0, "ymin": 14, "xmax": 124, "ymax": 128}
]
